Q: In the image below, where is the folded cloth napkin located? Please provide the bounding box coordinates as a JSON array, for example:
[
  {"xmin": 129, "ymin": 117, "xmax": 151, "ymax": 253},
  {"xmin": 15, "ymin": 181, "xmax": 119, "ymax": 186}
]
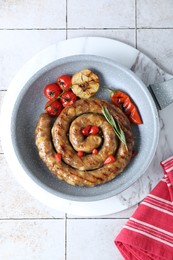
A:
[{"xmin": 115, "ymin": 156, "xmax": 173, "ymax": 260}]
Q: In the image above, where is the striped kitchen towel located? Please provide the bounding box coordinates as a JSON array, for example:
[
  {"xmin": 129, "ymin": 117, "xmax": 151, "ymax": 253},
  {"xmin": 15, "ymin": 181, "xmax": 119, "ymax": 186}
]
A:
[{"xmin": 115, "ymin": 156, "xmax": 173, "ymax": 260}]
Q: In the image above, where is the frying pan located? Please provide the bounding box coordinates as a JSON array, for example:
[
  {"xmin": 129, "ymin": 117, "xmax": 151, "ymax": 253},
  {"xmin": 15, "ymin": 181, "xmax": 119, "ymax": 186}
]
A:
[{"xmin": 1, "ymin": 54, "xmax": 160, "ymax": 201}]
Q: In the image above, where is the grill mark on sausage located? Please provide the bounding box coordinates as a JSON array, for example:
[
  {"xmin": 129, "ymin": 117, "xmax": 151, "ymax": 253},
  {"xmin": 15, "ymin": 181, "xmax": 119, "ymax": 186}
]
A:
[{"xmin": 35, "ymin": 98, "xmax": 134, "ymax": 187}]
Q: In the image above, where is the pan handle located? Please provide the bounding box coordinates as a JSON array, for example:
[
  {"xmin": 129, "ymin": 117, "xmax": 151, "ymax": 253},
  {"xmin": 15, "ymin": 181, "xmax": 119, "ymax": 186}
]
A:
[{"xmin": 148, "ymin": 78, "xmax": 173, "ymax": 110}]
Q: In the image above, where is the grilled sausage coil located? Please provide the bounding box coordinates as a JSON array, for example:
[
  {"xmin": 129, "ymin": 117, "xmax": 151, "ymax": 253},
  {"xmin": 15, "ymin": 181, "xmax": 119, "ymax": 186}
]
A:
[{"xmin": 35, "ymin": 98, "xmax": 134, "ymax": 187}]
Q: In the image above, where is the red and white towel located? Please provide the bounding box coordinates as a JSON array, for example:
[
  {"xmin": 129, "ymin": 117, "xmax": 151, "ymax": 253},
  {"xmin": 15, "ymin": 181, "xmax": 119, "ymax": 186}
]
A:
[{"xmin": 115, "ymin": 156, "xmax": 173, "ymax": 260}]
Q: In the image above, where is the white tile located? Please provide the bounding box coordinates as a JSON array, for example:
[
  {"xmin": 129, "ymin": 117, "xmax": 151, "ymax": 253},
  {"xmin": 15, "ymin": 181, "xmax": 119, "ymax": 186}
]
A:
[
  {"xmin": 68, "ymin": 0, "xmax": 135, "ymax": 28},
  {"xmin": 67, "ymin": 219, "xmax": 125, "ymax": 260},
  {"xmin": 67, "ymin": 29, "xmax": 135, "ymax": 47},
  {"xmin": 137, "ymin": 0, "xmax": 173, "ymax": 28},
  {"xmin": 0, "ymin": 91, "xmax": 6, "ymax": 153},
  {"xmin": 0, "ymin": 155, "xmax": 65, "ymax": 218},
  {"xmin": 0, "ymin": 0, "xmax": 66, "ymax": 28},
  {"xmin": 0, "ymin": 219, "xmax": 65, "ymax": 260},
  {"xmin": 137, "ymin": 29, "xmax": 173, "ymax": 75},
  {"xmin": 0, "ymin": 30, "xmax": 66, "ymax": 90}
]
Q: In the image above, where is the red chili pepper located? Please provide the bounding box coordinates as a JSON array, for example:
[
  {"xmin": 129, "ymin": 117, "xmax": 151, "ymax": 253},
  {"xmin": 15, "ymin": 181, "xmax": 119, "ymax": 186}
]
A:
[
  {"xmin": 89, "ymin": 126, "xmax": 99, "ymax": 135},
  {"xmin": 103, "ymin": 155, "xmax": 116, "ymax": 164},
  {"xmin": 111, "ymin": 90, "xmax": 128, "ymax": 106},
  {"xmin": 78, "ymin": 151, "xmax": 84, "ymax": 157},
  {"xmin": 82, "ymin": 125, "xmax": 91, "ymax": 136},
  {"xmin": 129, "ymin": 106, "xmax": 143, "ymax": 124},
  {"xmin": 92, "ymin": 148, "xmax": 98, "ymax": 155},
  {"xmin": 111, "ymin": 90, "xmax": 143, "ymax": 124},
  {"xmin": 55, "ymin": 153, "xmax": 62, "ymax": 162}
]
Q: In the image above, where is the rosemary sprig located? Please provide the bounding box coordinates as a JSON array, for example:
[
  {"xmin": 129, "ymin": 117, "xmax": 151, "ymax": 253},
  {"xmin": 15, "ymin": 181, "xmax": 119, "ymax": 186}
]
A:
[{"xmin": 102, "ymin": 107, "xmax": 128, "ymax": 150}]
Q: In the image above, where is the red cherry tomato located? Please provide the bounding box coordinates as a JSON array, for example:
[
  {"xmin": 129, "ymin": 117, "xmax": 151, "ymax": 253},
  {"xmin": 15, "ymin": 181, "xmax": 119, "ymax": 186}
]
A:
[
  {"xmin": 103, "ymin": 155, "xmax": 116, "ymax": 164},
  {"xmin": 55, "ymin": 153, "xmax": 62, "ymax": 162},
  {"xmin": 44, "ymin": 83, "xmax": 61, "ymax": 100},
  {"xmin": 45, "ymin": 100, "xmax": 63, "ymax": 116},
  {"xmin": 82, "ymin": 125, "xmax": 91, "ymax": 136},
  {"xmin": 56, "ymin": 75, "xmax": 72, "ymax": 91},
  {"xmin": 78, "ymin": 151, "xmax": 84, "ymax": 157},
  {"xmin": 89, "ymin": 126, "xmax": 99, "ymax": 135},
  {"xmin": 60, "ymin": 90, "xmax": 77, "ymax": 107},
  {"xmin": 92, "ymin": 148, "xmax": 98, "ymax": 155}
]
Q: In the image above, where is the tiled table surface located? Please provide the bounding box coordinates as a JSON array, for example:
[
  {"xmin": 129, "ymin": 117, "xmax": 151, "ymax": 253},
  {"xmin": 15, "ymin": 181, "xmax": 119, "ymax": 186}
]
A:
[{"xmin": 0, "ymin": 1, "xmax": 173, "ymax": 259}]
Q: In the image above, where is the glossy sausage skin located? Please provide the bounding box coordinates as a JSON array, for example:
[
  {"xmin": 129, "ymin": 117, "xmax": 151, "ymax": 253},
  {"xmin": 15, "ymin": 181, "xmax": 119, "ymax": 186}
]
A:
[{"xmin": 35, "ymin": 98, "xmax": 134, "ymax": 187}]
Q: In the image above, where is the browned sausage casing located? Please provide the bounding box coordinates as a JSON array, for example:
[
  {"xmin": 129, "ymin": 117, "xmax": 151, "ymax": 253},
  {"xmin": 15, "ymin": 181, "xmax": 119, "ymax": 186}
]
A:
[{"xmin": 35, "ymin": 98, "xmax": 134, "ymax": 187}]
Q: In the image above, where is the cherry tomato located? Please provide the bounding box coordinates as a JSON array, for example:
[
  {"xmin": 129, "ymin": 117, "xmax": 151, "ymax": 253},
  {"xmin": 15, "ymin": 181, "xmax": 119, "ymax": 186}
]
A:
[
  {"xmin": 56, "ymin": 75, "xmax": 72, "ymax": 91},
  {"xmin": 55, "ymin": 153, "xmax": 62, "ymax": 162},
  {"xmin": 92, "ymin": 148, "xmax": 98, "ymax": 155},
  {"xmin": 82, "ymin": 125, "xmax": 91, "ymax": 136},
  {"xmin": 60, "ymin": 90, "xmax": 77, "ymax": 107},
  {"xmin": 89, "ymin": 126, "xmax": 99, "ymax": 135},
  {"xmin": 77, "ymin": 151, "xmax": 84, "ymax": 157},
  {"xmin": 44, "ymin": 83, "xmax": 61, "ymax": 100},
  {"xmin": 45, "ymin": 100, "xmax": 63, "ymax": 116},
  {"xmin": 103, "ymin": 155, "xmax": 116, "ymax": 164}
]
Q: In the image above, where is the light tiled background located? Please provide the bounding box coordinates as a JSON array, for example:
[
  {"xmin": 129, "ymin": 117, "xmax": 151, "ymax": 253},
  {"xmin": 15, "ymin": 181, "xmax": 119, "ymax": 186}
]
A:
[{"xmin": 0, "ymin": 1, "xmax": 173, "ymax": 259}]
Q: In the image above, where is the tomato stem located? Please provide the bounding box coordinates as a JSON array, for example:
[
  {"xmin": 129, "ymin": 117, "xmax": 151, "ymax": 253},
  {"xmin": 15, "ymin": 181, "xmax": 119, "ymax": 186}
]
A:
[
  {"xmin": 45, "ymin": 90, "xmax": 65, "ymax": 109},
  {"xmin": 45, "ymin": 86, "xmax": 73, "ymax": 109}
]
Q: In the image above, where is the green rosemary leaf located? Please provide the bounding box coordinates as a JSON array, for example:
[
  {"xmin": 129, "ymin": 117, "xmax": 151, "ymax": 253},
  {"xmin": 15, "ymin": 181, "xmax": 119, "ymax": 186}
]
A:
[{"xmin": 102, "ymin": 107, "xmax": 128, "ymax": 150}]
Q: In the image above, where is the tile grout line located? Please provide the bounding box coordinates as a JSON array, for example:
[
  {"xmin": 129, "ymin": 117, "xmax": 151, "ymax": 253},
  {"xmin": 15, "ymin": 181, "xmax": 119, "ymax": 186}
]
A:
[
  {"xmin": 0, "ymin": 27, "xmax": 135, "ymax": 30},
  {"xmin": 65, "ymin": 2, "xmax": 68, "ymax": 256},
  {"xmin": 63, "ymin": 217, "xmax": 129, "ymax": 220},
  {"xmin": 66, "ymin": 0, "xmax": 68, "ymax": 39},
  {"xmin": 0, "ymin": 217, "xmax": 129, "ymax": 221},
  {"xmin": 0, "ymin": 218, "xmax": 65, "ymax": 220},
  {"xmin": 135, "ymin": 0, "xmax": 137, "ymax": 48},
  {"xmin": 65, "ymin": 213, "xmax": 67, "ymax": 260},
  {"xmin": 0, "ymin": 27, "xmax": 172, "ymax": 30}
]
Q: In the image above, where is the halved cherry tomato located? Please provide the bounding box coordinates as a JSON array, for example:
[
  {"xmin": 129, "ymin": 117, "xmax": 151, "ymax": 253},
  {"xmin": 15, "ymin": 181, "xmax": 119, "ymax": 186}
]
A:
[
  {"xmin": 92, "ymin": 148, "xmax": 98, "ymax": 155},
  {"xmin": 78, "ymin": 151, "xmax": 84, "ymax": 157},
  {"xmin": 60, "ymin": 90, "xmax": 77, "ymax": 107},
  {"xmin": 82, "ymin": 125, "xmax": 91, "ymax": 136},
  {"xmin": 45, "ymin": 100, "xmax": 63, "ymax": 116},
  {"xmin": 55, "ymin": 153, "xmax": 62, "ymax": 162},
  {"xmin": 111, "ymin": 90, "xmax": 143, "ymax": 124},
  {"xmin": 56, "ymin": 75, "xmax": 72, "ymax": 91},
  {"xmin": 103, "ymin": 155, "xmax": 116, "ymax": 164},
  {"xmin": 89, "ymin": 126, "xmax": 99, "ymax": 135},
  {"xmin": 44, "ymin": 83, "xmax": 62, "ymax": 100}
]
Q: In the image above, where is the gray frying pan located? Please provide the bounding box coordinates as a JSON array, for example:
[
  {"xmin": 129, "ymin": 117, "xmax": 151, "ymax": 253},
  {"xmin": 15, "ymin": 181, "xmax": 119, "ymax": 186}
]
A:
[{"xmin": 1, "ymin": 54, "xmax": 171, "ymax": 202}]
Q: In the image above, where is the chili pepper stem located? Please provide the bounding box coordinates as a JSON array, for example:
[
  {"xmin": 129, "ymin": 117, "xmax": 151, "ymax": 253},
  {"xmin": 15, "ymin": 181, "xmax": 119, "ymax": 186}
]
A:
[{"xmin": 102, "ymin": 86, "xmax": 118, "ymax": 96}]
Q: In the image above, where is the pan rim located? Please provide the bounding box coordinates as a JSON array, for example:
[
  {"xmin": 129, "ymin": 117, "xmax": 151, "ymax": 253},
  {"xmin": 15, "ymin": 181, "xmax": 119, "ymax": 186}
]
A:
[{"xmin": 1, "ymin": 54, "xmax": 160, "ymax": 202}]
